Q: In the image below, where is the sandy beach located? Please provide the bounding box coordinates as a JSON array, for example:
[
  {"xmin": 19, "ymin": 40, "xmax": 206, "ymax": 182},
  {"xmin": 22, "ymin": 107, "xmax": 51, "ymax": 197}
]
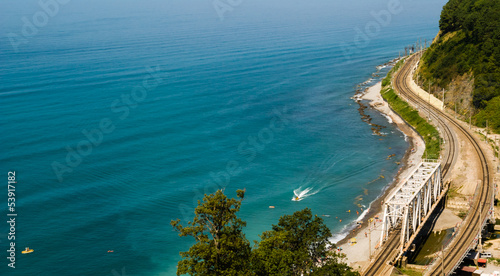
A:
[{"xmin": 337, "ymin": 82, "xmax": 426, "ymax": 271}]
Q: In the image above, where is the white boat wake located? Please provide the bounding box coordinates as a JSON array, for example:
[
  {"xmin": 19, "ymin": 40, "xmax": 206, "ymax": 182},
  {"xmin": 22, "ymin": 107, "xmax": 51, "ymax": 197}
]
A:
[
  {"xmin": 291, "ymin": 153, "xmax": 357, "ymax": 202},
  {"xmin": 291, "ymin": 187, "xmax": 318, "ymax": 201}
]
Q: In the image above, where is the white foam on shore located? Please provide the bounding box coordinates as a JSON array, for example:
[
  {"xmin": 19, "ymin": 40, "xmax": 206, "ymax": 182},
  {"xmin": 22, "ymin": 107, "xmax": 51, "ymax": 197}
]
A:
[
  {"xmin": 361, "ymin": 78, "xmax": 374, "ymax": 86},
  {"xmin": 331, "ymin": 57, "xmax": 407, "ymax": 247},
  {"xmin": 357, "ymin": 208, "xmax": 370, "ymax": 222},
  {"xmin": 352, "ymin": 94, "xmax": 363, "ymax": 102},
  {"xmin": 329, "ymin": 206, "xmax": 372, "ymax": 245},
  {"xmin": 381, "ymin": 113, "xmax": 393, "ymax": 124},
  {"xmin": 329, "ymin": 226, "xmax": 351, "ymax": 245},
  {"xmin": 395, "ymin": 127, "xmax": 408, "ymax": 141}
]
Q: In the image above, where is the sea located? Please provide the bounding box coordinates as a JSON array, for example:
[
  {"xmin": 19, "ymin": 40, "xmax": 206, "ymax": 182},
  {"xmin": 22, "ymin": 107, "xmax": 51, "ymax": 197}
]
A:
[{"xmin": 0, "ymin": 0, "xmax": 447, "ymax": 275}]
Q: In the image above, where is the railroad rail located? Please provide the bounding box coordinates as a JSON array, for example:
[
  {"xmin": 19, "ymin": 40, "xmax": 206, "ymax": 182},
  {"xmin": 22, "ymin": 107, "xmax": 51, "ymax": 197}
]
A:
[{"xmin": 363, "ymin": 53, "xmax": 492, "ymax": 276}]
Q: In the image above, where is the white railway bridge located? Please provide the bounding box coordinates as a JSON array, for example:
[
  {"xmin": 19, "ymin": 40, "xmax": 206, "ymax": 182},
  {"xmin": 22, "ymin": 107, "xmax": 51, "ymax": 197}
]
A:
[{"xmin": 380, "ymin": 160, "xmax": 447, "ymax": 255}]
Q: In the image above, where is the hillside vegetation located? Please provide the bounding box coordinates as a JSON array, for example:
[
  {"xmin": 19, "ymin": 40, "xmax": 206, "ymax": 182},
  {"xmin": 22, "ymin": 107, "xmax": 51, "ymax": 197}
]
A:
[
  {"xmin": 417, "ymin": 0, "xmax": 500, "ymax": 133},
  {"xmin": 382, "ymin": 60, "xmax": 441, "ymax": 160}
]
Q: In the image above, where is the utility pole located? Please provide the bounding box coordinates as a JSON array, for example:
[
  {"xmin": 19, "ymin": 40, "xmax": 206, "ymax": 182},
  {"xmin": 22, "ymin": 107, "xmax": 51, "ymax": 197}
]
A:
[
  {"xmin": 469, "ymin": 111, "xmax": 472, "ymax": 129},
  {"xmin": 442, "ymin": 88, "xmax": 445, "ymax": 110},
  {"xmin": 455, "ymin": 99, "xmax": 457, "ymax": 119},
  {"xmin": 438, "ymin": 127, "xmax": 441, "ymax": 156},
  {"xmin": 486, "ymin": 120, "xmax": 489, "ymax": 141},
  {"xmin": 428, "ymin": 83, "xmax": 431, "ymax": 121},
  {"xmin": 369, "ymin": 225, "xmax": 372, "ymax": 259},
  {"xmin": 479, "ymin": 201, "xmax": 483, "ymax": 253}
]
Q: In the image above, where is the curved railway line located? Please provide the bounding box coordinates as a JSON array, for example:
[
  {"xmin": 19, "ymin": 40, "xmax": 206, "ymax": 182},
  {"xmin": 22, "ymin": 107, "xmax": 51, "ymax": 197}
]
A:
[{"xmin": 363, "ymin": 53, "xmax": 492, "ymax": 275}]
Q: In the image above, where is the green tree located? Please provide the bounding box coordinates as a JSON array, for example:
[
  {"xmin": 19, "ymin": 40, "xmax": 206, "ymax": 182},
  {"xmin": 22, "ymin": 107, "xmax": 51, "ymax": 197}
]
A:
[
  {"xmin": 171, "ymin": 189, "xmax": 251, "ymax": 276},
  {"xmin": 474, "ymin": 95, "xmax": 500, "ymax": 133},
  {"xmin": 419, "ymin": 0, "xmax": 500, "ymax": 132},
  {"xmin": 252, "ymin": 208, "xmax": 358, "ymax": 276}
]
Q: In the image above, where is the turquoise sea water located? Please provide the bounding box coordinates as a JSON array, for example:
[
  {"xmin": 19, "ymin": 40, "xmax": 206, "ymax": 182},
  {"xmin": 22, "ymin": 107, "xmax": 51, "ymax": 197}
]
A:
[{"xmin": 1, "ymin": 0, "xmax": 447, "ymax": 275}]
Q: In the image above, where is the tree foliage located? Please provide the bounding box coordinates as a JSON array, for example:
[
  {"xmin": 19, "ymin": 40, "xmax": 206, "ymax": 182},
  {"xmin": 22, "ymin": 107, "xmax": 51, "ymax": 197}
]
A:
[
  {"xmin": 171, "ymin": 189, "xmax": 251, "ymax": 275},
  {"xmin": 475, "ymin": 96, "xmax": 500, "ymax": 131},
  {"xmin": 252, "ymin": 208, "xmax": 358, "ymax": 276},
  {"xmin": 172, "ymin": 191, "xmax": 358, "ymax": 276},
  {"xmin": 419, "ymin": 0, "xmax": 500, "ymax": 132}
]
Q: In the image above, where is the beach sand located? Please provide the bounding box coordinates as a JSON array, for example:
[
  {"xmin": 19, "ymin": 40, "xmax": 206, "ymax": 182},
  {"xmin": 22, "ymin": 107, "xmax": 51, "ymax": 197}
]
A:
[
  {"xmin": 336, "ymin": 60, "xmax": 497, "ymax": 273},
  {"xmin": 337, "ymin": 82, "xmax": 426, "ymax": 272}
]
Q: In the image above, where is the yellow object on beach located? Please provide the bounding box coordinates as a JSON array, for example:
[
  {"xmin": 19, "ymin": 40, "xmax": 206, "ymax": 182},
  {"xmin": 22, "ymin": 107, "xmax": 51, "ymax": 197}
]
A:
[{"xmin": 22, "ymin": 247, "xmax": 34, "ymax": 254}]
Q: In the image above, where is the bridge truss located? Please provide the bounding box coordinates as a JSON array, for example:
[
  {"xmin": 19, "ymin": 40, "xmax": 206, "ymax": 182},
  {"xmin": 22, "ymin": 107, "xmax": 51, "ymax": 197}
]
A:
[{"xmin": 380, "ymin": 161, "xmax": 443, "ymax": 253}]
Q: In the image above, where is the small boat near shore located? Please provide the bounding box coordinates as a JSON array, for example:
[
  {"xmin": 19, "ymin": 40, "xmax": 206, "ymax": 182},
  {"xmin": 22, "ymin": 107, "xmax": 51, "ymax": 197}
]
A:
[
  {"xmin": 292, "ymin": 196, "xmax": 302, "ymax": 201},
  {"xmin": 22, "ymin": 247, "xmax": 34, "ymax": 254}
]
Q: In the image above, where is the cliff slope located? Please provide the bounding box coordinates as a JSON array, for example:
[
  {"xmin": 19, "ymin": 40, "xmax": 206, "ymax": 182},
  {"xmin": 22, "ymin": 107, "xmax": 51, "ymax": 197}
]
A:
[{"xmin": 417, "ymin": 0, "xmax": 500, "ymax": 132}]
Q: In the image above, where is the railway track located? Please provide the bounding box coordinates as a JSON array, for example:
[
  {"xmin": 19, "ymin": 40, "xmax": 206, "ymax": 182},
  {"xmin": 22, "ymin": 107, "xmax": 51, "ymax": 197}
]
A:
[
  {"xmin": 395, "ymin": 55, "xmax": 457, "ymax": 180},
  {"xmin": 363, "ymin": 53, "xmax": 492, "ymax": 275}
]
